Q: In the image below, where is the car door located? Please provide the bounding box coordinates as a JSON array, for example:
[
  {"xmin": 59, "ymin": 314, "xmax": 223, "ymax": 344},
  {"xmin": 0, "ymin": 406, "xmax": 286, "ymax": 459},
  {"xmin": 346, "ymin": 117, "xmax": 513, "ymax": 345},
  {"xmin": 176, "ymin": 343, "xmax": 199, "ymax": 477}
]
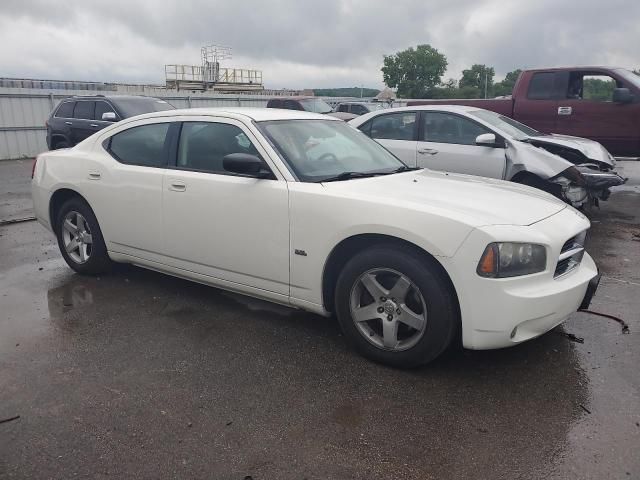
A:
[
  {"xmin": 416, "ymin": 111, "xmax": 506, "ymax": 178},
  {"xmin": 555, "ymin": 70, "xmax": 638, "ymax": 154},
  {"xmin": 89, "ymin": 121, "xmax": 172, "ymax": 259},
  {"xmin": 361, "ymin": 111, "xmax": 418, "ymax": 166},
  {"xmin": 70, "ymin": 100, "xmax": 97, "ymax": 144},
  {"xmin": 512, "ymin": 71, "xmax": 559, "ymax": 133},
  {"xmin": 161, "ymin": 118, "xmax": 290, "ymax": 295}
]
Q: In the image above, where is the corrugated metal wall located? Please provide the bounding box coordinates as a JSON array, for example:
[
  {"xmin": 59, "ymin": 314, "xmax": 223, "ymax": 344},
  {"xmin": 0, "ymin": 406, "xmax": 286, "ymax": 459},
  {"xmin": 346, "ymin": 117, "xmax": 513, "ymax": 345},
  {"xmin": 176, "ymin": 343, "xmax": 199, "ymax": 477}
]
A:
[{"xmin": 0, "ymin": 87, "xmax": 274, "ymax": 160}]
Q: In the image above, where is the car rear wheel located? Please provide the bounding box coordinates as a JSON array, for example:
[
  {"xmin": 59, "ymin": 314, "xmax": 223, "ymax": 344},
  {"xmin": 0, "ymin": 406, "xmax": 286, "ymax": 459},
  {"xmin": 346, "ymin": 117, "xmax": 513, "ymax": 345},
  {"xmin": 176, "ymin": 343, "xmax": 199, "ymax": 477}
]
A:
[
  {"xmin": 335, "ymin": 245, "xmax": 457, "ymax": 368},
  {"xmin": 55, "ymin": 197, "xmax": 111, "ymax": 275},
  {"xmin": 53, "ymin": 139, "xmax": 70, "ymax": 150}
]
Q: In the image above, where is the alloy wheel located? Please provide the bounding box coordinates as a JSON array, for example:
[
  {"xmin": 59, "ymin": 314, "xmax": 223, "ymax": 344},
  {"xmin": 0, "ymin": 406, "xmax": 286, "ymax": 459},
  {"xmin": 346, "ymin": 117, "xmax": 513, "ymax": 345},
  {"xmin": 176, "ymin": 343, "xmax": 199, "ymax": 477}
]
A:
[
  {"xmin": 62, "ymin": 211, "xmax": 93, "ymax": 264},
  {"xmin": 349, "ymin": 268, "xmax": 428, "ymax": 351}
]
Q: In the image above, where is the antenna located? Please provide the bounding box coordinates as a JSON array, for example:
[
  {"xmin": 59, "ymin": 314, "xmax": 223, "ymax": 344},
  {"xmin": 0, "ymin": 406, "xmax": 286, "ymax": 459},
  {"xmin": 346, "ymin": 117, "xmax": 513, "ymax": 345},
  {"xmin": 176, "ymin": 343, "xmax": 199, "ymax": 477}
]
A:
[{"xmin": 201, "ymin": 45, "xmax": 232, "ymax": 83}]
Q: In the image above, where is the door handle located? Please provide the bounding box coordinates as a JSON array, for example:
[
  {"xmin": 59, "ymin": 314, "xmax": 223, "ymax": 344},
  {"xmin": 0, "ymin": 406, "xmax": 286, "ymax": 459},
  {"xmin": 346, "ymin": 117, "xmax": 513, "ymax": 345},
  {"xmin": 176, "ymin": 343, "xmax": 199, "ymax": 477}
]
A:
[
  {"xmin": 88, "ymin": 171, "xmax": 101, "ymax": 180},
  {"xmin": 90, "ymin": 124, "xmax": 99, "ymax": 128},
  {"xmin": 169, "ymin": 181, "xmax": 186, "ymax": 192},
  {"xmin": 557, "ymin": 106, "xmax": 573, "ymax": 116},
  {"xmin": 418, "ymin": 148, "xmax": 439, "ymax": 155},
  {"xmin": 65, "ymin": 121, "xmax": 73, "ymax": 125}
]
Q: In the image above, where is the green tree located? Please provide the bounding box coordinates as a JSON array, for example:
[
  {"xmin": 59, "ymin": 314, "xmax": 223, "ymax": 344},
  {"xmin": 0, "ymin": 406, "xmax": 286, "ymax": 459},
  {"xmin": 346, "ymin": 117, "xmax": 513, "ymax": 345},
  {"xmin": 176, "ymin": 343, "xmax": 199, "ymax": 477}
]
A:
[
  {"xmin": 382, "ymin": 45, "xmax": 448, "ymax": 98},
  {"xmin": 493, "ymin": 69, "xmax": 522, "ymax": 97},
  {"xmin": 459, "ymin": 64, "xmax": 495, "ymax": 97}
]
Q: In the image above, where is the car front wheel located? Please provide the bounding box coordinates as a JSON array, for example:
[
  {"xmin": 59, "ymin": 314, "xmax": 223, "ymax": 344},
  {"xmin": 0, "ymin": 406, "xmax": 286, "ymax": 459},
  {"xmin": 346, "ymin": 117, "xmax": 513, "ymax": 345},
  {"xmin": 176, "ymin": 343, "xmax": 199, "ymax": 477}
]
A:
[
  {"xmin": 335, "ymin": 245, "xmax": 458, "ymax": 368},
  {"xmin": 55, "ymin": 197, "xmax": 111, "ymax": 275}
]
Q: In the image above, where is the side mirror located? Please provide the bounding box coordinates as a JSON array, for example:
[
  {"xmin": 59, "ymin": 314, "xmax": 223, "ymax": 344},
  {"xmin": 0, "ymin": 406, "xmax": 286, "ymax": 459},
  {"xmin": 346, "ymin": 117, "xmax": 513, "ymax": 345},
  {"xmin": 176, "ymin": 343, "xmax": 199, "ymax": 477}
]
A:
[
  {"xmin": 612, "ymin": 88, "xmax": 633, "ymax": 104},
  {"xmin": 102, "ymin": 112, "xmax": 117, "ymax": 121},
  {"xmin": 223, "ymin": 153, "xmax": 270, "ymax": 177},
  {"xmin": 475, "ymin": 133, "xmax": 500, "ymax": 147}
]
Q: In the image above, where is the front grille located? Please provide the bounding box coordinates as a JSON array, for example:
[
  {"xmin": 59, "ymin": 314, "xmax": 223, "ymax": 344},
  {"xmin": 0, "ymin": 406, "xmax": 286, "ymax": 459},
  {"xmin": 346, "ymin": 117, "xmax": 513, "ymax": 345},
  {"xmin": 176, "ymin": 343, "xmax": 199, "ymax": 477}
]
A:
[{"xmin": 554, "ymin": 230, "xmax": 587, "ymax": 278}]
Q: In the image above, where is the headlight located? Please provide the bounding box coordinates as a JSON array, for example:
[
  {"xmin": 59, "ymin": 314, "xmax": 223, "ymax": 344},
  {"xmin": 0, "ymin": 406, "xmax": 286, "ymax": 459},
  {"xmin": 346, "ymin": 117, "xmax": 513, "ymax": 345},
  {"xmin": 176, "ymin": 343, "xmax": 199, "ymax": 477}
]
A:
[{"xmin": 477, "ymin": 242, "xmax": 547, "ymax": 278}]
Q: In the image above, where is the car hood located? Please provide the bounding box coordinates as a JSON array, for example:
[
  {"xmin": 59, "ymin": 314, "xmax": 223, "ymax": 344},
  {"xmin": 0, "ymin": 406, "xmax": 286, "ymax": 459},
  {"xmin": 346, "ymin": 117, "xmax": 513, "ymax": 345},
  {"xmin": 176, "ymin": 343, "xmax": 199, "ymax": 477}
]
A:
[
  {"xmin": 322, "ymin": 169, "xmax": 567, "ymax": 227},
  {"xmin": 527, "ymin": 134, "xmax": 614, "ymax": 166}
]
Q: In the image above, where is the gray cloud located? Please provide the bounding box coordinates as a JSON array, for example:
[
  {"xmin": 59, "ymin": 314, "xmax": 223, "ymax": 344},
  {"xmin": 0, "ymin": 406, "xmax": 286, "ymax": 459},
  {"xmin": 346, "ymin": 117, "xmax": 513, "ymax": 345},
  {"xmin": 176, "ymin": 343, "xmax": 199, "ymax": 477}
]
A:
[{"xmin": 0, "ymin": 0, "xmax": 638, "ymax": 89}]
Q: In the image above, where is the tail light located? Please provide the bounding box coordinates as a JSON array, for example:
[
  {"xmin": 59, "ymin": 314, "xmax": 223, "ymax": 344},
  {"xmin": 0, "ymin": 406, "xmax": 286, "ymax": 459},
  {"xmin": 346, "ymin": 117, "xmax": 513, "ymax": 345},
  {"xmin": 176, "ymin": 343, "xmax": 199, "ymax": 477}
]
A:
[{"xmin": 31, "ymin": 156, "xmax": 39, "ymax": 179}]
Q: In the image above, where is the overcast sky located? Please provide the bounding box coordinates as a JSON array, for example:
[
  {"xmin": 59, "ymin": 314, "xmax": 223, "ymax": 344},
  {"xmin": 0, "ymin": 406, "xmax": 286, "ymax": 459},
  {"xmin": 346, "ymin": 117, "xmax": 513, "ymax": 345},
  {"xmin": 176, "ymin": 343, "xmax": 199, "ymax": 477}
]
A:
[{"xmin": 1, "ymin": 0, "xmax": 638, "ymax": 89}]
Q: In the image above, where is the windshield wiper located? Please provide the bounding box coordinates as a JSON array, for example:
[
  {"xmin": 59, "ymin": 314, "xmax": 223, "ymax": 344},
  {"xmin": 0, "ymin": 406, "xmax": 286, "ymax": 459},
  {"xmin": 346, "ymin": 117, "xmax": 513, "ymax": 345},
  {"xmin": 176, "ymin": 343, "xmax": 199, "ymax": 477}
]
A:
[
  {"xmin": 319, "ymin": 171, "xmax": 383, "ymax": 183},
  {"xmin": 392, "ymin": 165, "xmax": 420, "ymax": 173},
  {"xmin": 319, "ymin": 166, "xmax": 419, "ymax": 183}
]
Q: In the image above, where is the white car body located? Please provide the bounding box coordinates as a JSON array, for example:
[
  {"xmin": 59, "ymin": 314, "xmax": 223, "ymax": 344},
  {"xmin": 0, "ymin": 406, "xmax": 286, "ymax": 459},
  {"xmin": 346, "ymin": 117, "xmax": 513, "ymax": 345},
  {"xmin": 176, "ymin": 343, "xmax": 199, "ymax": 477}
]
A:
[
  {"xmin": 32, "ymin": 108, "xmax": 597, "ymax": 353},
  {"xmin": 349, "ymin": 105, "xmax": 625, "ymax": 207}
]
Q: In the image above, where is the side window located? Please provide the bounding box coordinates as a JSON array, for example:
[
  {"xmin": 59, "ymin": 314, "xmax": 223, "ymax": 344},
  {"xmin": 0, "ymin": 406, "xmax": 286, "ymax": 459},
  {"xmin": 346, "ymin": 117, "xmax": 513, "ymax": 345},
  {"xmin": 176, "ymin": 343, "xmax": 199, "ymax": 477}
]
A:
[
  {"xmin": 177, "ymin": 122, "xmax": 263, "ymax": 174},
  {"xmin": 352, "ymin": 105, "xmax": 367, "ymax": 115},
  {"xmin": 54, "ymin": 101, "xmax": 75, "ymax": 118},
  {"xmin": 73, "ymin": 101, "xmax": 96, "ymax": 120},
  {"xmin": 269, "ymin": 99, "xmax": 282, "ymax": 108},
  {"xmin": 338, "ymin": 104, "xmax": 348, "ymax": 112},
  {"xmin": 283, "ymin": 100, "xmax": 303, "ymax": 111},
  {"xmin": 567, "ymin": 73, "xmax": 620, "ymax": 101},
  {"xmin": 422, "ymin": 112, "xmax": 490, "ymax": 145},
  {"xmin": 370, "ymin": 112, "xmax": 416, "ymax": 140},
  {"xmin": 527, "ymin": 72, "xmax": 555, "ymax": 100},
  {"xmin": 95, "ymin": 101, "xmax": 117, "ymax": 121},
  {"xmin": 108, "ymin": 123, "xmax": 170, "ymax": 167},
  {"xmin": 357, "ymin": 120, "xmax": 372, "ymax": 137}
]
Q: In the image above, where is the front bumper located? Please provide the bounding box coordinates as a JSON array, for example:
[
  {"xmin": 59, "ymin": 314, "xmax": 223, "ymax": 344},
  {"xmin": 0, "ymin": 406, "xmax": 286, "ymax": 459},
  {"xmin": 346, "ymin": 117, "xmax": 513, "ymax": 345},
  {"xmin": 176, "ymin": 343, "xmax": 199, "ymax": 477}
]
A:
[{"xmin": 442, "ymin": 206, "xmax": 598, "ymax": 350}]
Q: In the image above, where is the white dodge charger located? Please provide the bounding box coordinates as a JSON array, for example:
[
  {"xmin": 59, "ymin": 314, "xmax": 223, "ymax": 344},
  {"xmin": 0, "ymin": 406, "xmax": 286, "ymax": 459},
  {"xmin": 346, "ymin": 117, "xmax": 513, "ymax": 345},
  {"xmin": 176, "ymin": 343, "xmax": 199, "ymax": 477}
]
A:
[{"xmin": 32, "ymin": 107, "xmax": 600, "ymax": 367}]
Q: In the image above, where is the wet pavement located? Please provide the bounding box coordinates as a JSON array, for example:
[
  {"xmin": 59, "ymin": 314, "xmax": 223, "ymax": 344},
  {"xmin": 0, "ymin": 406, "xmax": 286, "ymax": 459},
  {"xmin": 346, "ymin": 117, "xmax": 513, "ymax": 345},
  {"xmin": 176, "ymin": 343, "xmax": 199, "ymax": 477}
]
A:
[{"xmin": 0, "ymin": 160, "xmax": 638, "ymax": 479}]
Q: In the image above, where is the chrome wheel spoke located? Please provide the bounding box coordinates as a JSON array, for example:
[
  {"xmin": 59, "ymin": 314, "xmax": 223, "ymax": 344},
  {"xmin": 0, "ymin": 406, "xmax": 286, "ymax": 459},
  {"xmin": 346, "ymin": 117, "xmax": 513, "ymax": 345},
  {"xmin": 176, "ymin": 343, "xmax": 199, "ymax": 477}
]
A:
[
  {"xmin": 389, "ymin": 275, "xmax": 411, "ymax": 302},
  {"xmin": 79, "ymin": 244, "xmax": 88, "ymax": 262},
  {"xmin": 63, "ymin": 219, "xmax": 78, "ymax": 234},
  {"xmin": 382, "ymin": 319, "xmax": 399, "ymax": 349},
  {"xmin": 66, "ymin": 238, "xmax": 79, "ymax": 253},
  {"xmin": 398, "ymin": 304, "xmax": 426, "ymax": 331},
  {"xmin": 352, "ymin": 302, "xmax": 382, "ymax": 323},
  {"xmin": 360, "ymin": 273, "xmax": 388, "ymax": 299},
  {"xmin": 83, "ymin": 233, "xmax": 93, "ymax": 244}
]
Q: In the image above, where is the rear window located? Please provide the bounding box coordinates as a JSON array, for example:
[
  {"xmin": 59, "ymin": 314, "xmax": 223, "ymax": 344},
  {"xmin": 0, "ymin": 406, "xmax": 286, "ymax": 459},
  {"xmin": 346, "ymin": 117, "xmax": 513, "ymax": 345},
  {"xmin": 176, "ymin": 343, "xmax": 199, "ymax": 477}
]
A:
[
  {"xmin": 113, "ymin": 98, "xmax": 174, "ymax": 118},
  {"xmin": 108, "ymin": 123, "xmax": 170, "ymax": 167},
  {"xmin": 527, "ymin": 72, "xmax": 555, "ymax": 100},
  {"xmin": 54, "ymin": 101, "xmax": 75, "ymax": 118}
]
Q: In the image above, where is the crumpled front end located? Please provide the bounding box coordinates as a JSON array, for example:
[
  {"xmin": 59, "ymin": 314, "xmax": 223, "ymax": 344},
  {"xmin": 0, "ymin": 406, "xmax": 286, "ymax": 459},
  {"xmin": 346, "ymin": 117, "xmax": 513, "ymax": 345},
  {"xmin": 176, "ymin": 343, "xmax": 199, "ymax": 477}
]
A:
[
  {"xmin": 549, "ymin": 164, "xmax": 627, "ymax": 207},
  {"xmin": 521, "ymin": 136, "xmax": 627, "ymax": 208}
]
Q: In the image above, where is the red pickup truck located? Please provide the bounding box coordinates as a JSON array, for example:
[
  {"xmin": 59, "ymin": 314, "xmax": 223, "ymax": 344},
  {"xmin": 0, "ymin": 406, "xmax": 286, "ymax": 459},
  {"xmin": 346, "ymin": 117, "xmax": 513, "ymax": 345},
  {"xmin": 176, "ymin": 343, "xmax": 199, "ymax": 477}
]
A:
[{"xmin": 408, "ymin": 67, "xmax": 640, "ymax": 157}]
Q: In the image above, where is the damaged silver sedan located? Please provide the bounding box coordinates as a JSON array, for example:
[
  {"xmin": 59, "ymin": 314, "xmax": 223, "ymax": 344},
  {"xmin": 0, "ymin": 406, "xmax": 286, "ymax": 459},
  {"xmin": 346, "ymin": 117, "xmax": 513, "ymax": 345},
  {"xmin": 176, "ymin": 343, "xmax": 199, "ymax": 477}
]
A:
[{"xmin": 350, "ymin": 105, "xmax": 626, "ymax": 208}]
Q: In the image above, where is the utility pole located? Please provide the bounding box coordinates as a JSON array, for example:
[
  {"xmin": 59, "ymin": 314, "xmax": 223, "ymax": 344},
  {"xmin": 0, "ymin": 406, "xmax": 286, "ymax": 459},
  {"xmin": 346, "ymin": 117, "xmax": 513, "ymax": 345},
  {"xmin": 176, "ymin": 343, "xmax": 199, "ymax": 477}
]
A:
[
  {"xmin": 484, "ymin": 70, "xmax": 488, "ymax": 99},
  {"xmin": 360, "ymin": 84, "xmax": 363, "ymax": 98}
]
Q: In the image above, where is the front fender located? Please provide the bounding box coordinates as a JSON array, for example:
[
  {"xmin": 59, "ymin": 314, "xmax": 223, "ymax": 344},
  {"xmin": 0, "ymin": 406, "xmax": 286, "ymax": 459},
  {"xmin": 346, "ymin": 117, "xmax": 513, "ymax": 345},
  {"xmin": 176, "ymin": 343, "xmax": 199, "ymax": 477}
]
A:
[{"xmin": 505, "ymin": 140, "xmax": 573, "ymax": 180}]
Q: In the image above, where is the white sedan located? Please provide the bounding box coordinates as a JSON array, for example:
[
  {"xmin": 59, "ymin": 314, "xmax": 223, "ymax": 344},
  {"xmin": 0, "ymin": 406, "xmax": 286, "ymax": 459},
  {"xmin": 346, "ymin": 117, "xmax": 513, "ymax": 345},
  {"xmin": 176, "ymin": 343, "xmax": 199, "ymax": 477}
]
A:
[
  {"xmin": 349, "ymin": 105, "xmax": 625, "ymax": 208},
  {"xmin": 32, "ymin": 108, "xmax": 599, "ymax": 367}
]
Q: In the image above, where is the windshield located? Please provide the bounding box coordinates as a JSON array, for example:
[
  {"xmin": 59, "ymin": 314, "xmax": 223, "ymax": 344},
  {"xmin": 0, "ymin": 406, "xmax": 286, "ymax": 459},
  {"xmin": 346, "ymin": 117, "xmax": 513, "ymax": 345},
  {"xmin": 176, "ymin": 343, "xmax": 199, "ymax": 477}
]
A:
[
  {"xmin": 365, "ymin": 103, "xmax": 387, "ymax": 111},
  {"xmin": 258, "ymin": 120, "xmax": 406, "ymax": 182},
  {"xmin": 299, "ymin": 98, "xmax": 334, "ymax": 114},
  {"xmin": 116, "ymin": 98, "xmax": 175, "ymax": 118},
  {"xmin": 615, "ymin": 68, "xmax": 640, "ymax": 90},
  {"xmin": 469, "ymin": 109, "xmax": 543, "ymax": 140}
]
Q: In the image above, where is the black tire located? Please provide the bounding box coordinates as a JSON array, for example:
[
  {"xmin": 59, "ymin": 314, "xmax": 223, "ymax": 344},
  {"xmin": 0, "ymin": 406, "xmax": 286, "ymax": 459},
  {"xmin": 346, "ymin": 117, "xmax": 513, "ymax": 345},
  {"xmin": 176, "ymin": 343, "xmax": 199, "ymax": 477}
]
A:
[
  {"xmin": 335, "ymin": 245, "xmax": 458, "ymax": 368},
  {"xmin": 55, "ymin": 197, "xmax": 111, "ymax": 275},
  {"xmin": 53, "ymin": 139, "xmax": 70, "ymax": 150}
]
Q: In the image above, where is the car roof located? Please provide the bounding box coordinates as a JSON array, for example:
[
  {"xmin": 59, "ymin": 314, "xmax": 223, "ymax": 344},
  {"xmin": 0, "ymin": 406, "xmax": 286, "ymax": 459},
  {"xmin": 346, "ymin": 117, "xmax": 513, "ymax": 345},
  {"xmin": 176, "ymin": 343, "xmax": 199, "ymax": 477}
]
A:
[
  {"xmin": 362, "ymin": 105, "xmax": 481, "ymax": 114},
  {"xmin": 121, "ymin": 107, "xmax": 338, "ymax": 123},
  {"xmin": 65, "ymin": 95, "xmax": 164, "ymax": 102},
  {"xmin": 268, "ymin": 96, "xmax": 315, "ymax": 100}
]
